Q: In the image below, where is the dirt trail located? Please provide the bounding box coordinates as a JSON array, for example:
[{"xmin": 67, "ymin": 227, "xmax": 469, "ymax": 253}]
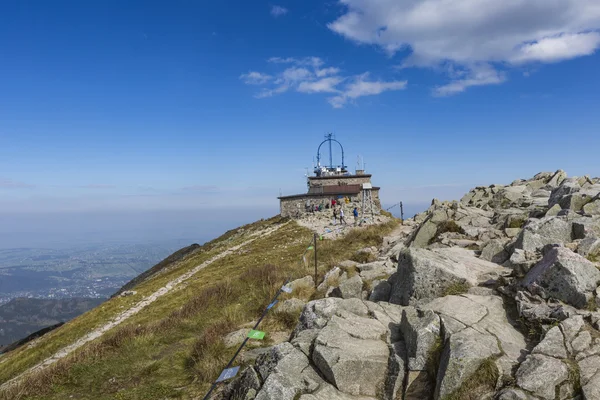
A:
[{"xmin": 0, "ymin": 222, "xmax": 286, "ymax": 390}]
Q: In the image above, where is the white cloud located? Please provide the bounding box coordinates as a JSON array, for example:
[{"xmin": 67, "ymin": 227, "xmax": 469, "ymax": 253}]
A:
[
  {"xmin": 271, "ymin": 5, "xmax": 288, "ymax": 17},
  {"xmin": 327, "ymin": 0, "xmax": 600, "ymax": 94},
  {"xmin": 298, "ymin": 77, "xmax": 344, "ymax": 93},
  {"xmin": 328, "ymin": 73, "xmax": 407, "ymax": 108},
  {"xmin": 240, "ymin": 57, "xmax": 406, "ymax": 107},
  {"xmin": 282, "ymin": 67, "xmax": 312, "ymax": 81},
  {"xmin": 512, "ymin": 32, "xmax": 600, "ymax": 64},
  {"xmin": 269, "ymin": 56, "xmax": 324, "ymax": 68},
  {"xmin": 315, "ymin": 67, "xmax": 341, "ymax": 77},
  {"xmin": 239, "ymin": 71, "xmax": 273, "ymax": 85},
  {"xmin": 433, "ymin": 64, "xmax": 505, "ymax": 96}
]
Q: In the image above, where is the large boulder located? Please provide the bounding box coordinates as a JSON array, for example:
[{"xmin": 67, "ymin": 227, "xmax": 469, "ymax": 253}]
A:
[
  {"xmin": 312, "ymin": 313, "xmax": 389, "ymax": 396},
  {"xmin": 329, "ymin": 275, "xmax": 364, "ymax": 299},
  {"xmin": 410, "ymin": 219, "xmax": 438, "ymax": 248},
  {"xmin": 389, "ymin": 247, "xmax": 509, "ymax": 306},
  {"xmin": 480, "ymin": 239, "xmax": 510, "ymax": 264},
  {"xmin": 514, "ymin": 217, "xmax": 573, "ymax": 254},
  {"xmin": 522, "ymin": 246, "xmax": 600, "ymax": 308}
]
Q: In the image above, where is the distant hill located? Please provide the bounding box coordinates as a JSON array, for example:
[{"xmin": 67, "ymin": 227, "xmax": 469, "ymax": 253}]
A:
[{"xmin": 0, "ymin": 297, "xmax": 104, "ymax": 347}]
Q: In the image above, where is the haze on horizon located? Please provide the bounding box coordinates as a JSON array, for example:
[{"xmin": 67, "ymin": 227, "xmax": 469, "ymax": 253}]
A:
[{"xmin": 1, "ymin": 1, "xmax": 599, "ymax": 248}]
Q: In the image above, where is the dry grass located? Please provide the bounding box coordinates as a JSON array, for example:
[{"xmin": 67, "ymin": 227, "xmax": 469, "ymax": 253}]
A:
[
  {"xmin": 187, "ymin": 320, "xmax": 236, "ymax": 382},
  {"xmin": 0, "ymin": 218, "xmax": 400, "ymax": 400},
  {"xmin": 429, "ymin": 220, "xmax": 465, "ymax": 245},
  {"xmin": 444, "ymin": 356, "xmax": 500, "ymax": 400},
  {"xmin": 442, "ymin": 281, "xmax": 471, "ymax": 297}
]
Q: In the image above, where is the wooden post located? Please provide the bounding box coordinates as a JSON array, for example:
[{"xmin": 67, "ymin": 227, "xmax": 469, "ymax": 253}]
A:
[
  {"xmin": 314, "ymin": 233, "xmax": 318, "ymax": 288},
  {"xmin": 400, "ymin": 201, "xmax": 404, "ymax": 223}
]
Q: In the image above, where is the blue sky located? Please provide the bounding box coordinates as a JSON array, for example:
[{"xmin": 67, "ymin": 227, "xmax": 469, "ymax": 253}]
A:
[{"xmin": 1, "ymin": 0, "xmax": 599, "ymax": 222}]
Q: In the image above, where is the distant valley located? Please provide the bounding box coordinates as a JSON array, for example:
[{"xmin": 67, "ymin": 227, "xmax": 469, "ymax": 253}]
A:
[
  {"xmin": 0, "ymin": 297, "xmax": 104, "ymax": 347},
  {"xmin": 0, "ymin": 240, "xmax": 192, "ymax": 305}
]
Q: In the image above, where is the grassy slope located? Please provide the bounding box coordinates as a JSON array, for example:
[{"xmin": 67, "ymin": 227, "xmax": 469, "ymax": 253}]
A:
[{"xmin": 0, "ymin": 216, "xmax": 398, "ymax": 400}]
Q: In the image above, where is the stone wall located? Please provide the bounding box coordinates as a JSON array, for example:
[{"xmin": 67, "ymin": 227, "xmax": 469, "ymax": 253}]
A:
[
  {"xmin": 308, "ymin": 175, "xmax": 372, "ymax": 188},
  {"xmin": 280, "ymin": 190, "xmax": 380, "ymax": 218}
]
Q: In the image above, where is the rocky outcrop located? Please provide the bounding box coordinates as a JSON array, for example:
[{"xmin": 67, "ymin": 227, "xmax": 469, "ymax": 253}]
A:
[
  {"xmin": 388, "ymin": 247, "xmax": 509, "ymax": 306},
  {"xmin": 221, "ymin": 170, "xmax": 600, "ymax": 400}
]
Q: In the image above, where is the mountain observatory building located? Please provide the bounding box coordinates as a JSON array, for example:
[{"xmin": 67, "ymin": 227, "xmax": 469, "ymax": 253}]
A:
[{"xmin": 278, "ymin": 134, "xmax": 381, "ymax": 219}]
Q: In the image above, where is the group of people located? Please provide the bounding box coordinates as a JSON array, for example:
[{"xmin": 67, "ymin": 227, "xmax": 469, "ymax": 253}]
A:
[{"xmin": 305, "ymin": 197, "xmax": 360, "ymax": 225}]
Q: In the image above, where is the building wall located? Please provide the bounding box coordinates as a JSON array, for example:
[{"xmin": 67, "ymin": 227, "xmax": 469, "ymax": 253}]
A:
[
  {"xmin": 279, "ymin": 189, "xmax": 380, "ymax": 218},
  {"xmin": 308, "ymin": 175, "xmax": 372, "ymax": 188}
]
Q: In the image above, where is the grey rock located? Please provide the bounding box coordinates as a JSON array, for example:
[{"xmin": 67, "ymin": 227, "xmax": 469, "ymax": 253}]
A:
[
  {"xmin": 289, "ymin": 275, "xmax": 315, "ymax": 292},
  {"xmin": 223, "ymin": 367, "xmax": 262, "ymax": 400},
  {"xmin": 578, "ymin": 355, "xmax": 600, "ymax": 385},
  {"xmin": 390, "ymin": 247, "xmax": 508, "ymax": 306},
  {"xmin": 583, "ymin": 199, "xmax": 600, "ymax": 215},
  {"xmin": 295, "ymin": 298, "xmax": 369, "ymax": 334},
  {"xmin": 560, "ymin": 316, "xmax": 585, "ymax": 343},
  {"xmin": 515, "ymin": 354, "xmax": 569, "ymax": 399},
  {"xmin": 505, "ymin": 227, "xmax": 522, "ymax": 238},
  {"xmin": 410, "ymin": 219, "xmax": 438, "ymax": 248},
  {"xmin": 276, "ymin": 298, "xmax": 306, "ymax": 314},
  {"xmin": 368, "ymin": 280, "xmax": 391, "ymax": 302},
  {"xmin": 404, "ymin": 370, "xmax": 434, "ymax": 400},
  {"xmin": 514, "ymin": 216, "xmax": 573, "ymax": 253},
  {"xmin": 571, "ymin": 330, "xmax": 592, "ymax": 353},
  {"xmin": 583, "ymin": 371, "xmax": 600, "ymax": 400},
  {"xmin": 385, "ymin": 341, "xmax": 407, "ymax": 400},
  {"xmin": 255, "ymin": 345, "xmax": 324, "ymax": 400},
  {"xmin": 317, "ymin": 267, "xmax": 342, "ymax": 291},
  {"xmin": 480, "ymin": 239, "xmax": 510, "ymax": 264},
  {"xmin": 573, "ymin": 217, "xmax": 600, "ymax": 240},
  {"xmin": 522, "ymin": 247, "xmax": 600, "ymax": 308},
  {"xmin": 560, "ymin": 193, "xmax": 593, "ymax": 212},
  {"xmin": 290, "ymin": 329, "xmax": 319, "ymax": 357},
  {"xmin": 435, "ymin": 327, "xmax": 502, "ymax": 400},
  {"xmin": 546, "ymin": 203, "xmax": 562, "ymax": 217},
  {"xmin": 359, "ymin": 264, "xmax": 395, "ymax": 282},
  {"xmin": 338, "ymin": 260, "xmax": 359, "ymax": 269},
  {"xmin": 532, "ymin": 326, "xmax": 567, "ymax": 359},
  {"xmin": 329, "ymin": 275, "xmax": 363, "ymax": 299},
  {"xmin": 399, "ymin": 308, "xmax": 441, "ymax": 371},
  {"xmin": 578, "ymin": 236, "xmax": 600, "ymax": 257},
  {"xmin": 312, "ymin": 314, "xmax": 389, "ymax": 396},
  {"xmin": 297, "ymin": 383, "xmax": 376, "ymax": 400},
  {"xmin": 224, "ymin": 328, "xmax": 249, "ymax": 348},
  {"xmin": 497, "ymin": 388, "xmax": 538, "ymax": 399}
]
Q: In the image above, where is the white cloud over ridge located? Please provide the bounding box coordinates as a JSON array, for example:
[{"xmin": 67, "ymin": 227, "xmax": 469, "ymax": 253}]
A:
[
  {"xmin": 240, "ymin": 57, "xmax": 407, "ymax": 107},
  {"xmin": 328, "ymin": 0, "xmax": 600, "ymax": 93}
]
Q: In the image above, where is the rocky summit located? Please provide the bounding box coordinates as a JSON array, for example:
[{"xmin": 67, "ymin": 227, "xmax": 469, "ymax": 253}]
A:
[{"xmin": 220, "ymin": 170, "xmax": 600, "ymax": 400}]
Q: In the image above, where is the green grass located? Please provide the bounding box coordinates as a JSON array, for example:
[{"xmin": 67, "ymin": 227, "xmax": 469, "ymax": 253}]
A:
[{"xmin": 0, "ymin": 217, "xmax": 399, "ymax": 400}]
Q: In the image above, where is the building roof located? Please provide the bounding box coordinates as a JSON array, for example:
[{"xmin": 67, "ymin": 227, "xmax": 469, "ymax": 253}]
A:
[{"xmin": 278, "ymin": 187, "xmax": 380, "ymax": 200}]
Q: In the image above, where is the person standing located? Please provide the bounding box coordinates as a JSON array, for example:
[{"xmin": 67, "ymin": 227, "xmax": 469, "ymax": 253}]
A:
[
  {"xmin": 340, "ymin": 208, "xmax": 347, "ymax": 225},
  {"xmin": 333, "ymin": 206, "xmax": 338, "ymax": 224},
  {"xmin": 353, "ymin": 207, "xmax": 359, "ymax": 225}
]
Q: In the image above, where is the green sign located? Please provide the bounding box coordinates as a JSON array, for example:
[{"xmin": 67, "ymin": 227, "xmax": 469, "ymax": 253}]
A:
[{"xmin": 247, "ymin": 330, "xmax": 266, "ymax": 340}]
